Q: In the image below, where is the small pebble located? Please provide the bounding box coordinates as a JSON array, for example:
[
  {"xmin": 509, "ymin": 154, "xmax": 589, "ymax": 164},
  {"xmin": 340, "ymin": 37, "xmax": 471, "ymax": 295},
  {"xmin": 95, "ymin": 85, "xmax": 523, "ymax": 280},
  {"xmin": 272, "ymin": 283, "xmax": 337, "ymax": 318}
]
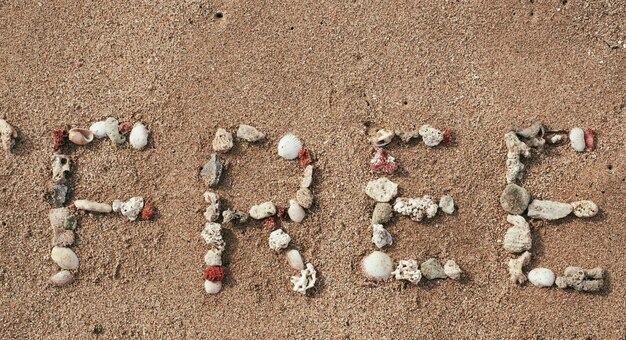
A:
[
  {"xmin": 52, "ymin": 229, "xmax": 75, "ymax": 247},
  {"xmin": 371, "ymin": 224, "xmax": 393, "ymax": 248},
  {"xmin": 48, "ymin": 207, "xmax": 70, "ymax": 228},
  {"xmin": 439, "ymin": 195, "xmax": 455, "ymax": 215},
  {"xmin": 51, "ymin": 184, "xmax": 68, "ymax": 208},
  {"xmin": 249, "ymin": 201, "xmax": 276, "ymax": 220},
  {"xmin": 285, "ymin": 249, "xmax": 305, "ymax": 271},
  {"xmin": 296, "ymin": 187, "xmax": 313, "ymax": 209},
  {"xmin": 418, "ymin": 124, "xmax": 443, "ymax": 147},
  {"xmin": 569, "ymin": 127, "xmax": 585, "ymax": 152},
  {"xmin": 570, "ymin": 200, "xmax": 599, "ymax": 218},
  {"xmin": 287, "ymin": 200, "xmax": 305, "ymax": 223},
  {"xmin": 364, "ymin": 177, "xmax": 398, "ymax": 203},
  {"xmin": 51, "ymin": 246, "xmax": 79, "ymax": 270},
  {"xmin": 277, "ymin": 133, "xmax": 302, "ymax": 160},
  {"xmin": 212, "ymin": 128, "xmax": 234, "ymax": 152},
  {"xmin": 301, "ymin": 165, "xmax": 313, "ymax": 188},
  {"xmin": 200, "ymin": 154, "xmax": 224, "ymax": 188},
  {"xmin": 420, "ymin": 258, "xmax": 447, "ymax": 280},
  {"xmin": 63, "ymin": 215, "xmax": 77, "ymax": 230},
  {"xmin": 362, "ymin": 251, "xmax": 393, "ymax": 281},
  {"xmin": 129, "ymin": 122, "xmax": 149, "ymax": 150},
  {"xmin": 527, "ymin": 199, "xmax": 573, "ymax": 220},
  {"xmin": 204, "ymin": 280, "xmax": 222, "ymax": 294},
  {"xmin": 444, "ymin": 260, "xmax": 462, "ymax": 280},
  {"xmin": 237, "ymin": 124, "xmax": 265, "ymax": 142},
  {"xmin": 50, "ymin": 270, "xmax": 74, "ymax": 287},
  {"xmin": 371, "ymin": 203, "xmax": 393, "ymax": 225},
  {"xmin": 528, "ymin": 268, "xmax": 555, "ymax": 288},
  {"xmin": 500, "ymin": 184, "xmax": 531, "ymax": 215},
  {"xmin": 268, "ymin": 229, "xmax": 291, "ymax": 252},
  {"xmin": 204, "ymin": 249, "xmax": 223, "ymax": 266}
]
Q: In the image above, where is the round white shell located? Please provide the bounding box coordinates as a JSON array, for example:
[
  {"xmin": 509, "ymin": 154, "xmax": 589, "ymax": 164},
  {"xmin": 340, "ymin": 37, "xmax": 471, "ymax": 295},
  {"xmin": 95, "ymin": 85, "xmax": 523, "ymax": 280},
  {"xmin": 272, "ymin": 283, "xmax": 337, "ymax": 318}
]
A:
[
  {"xmin": 528, "ymin": 267, "xmax": 555, "ymax": 287},
  {"xmin": 204, "ymin": 280, "xmax": 222, "ymax": 294},
  {"xmin": 129, "ymin": 123, "xmax": 149, "ymax": 150},
  {"xmin": 287, "ymin": 199, "xmax": 305, "ymax": 223},
  {"xmin": 362, "ymin": 251, "xmax": 393, "ymax": 281},
  {"xmin": 51, "ymin": 246, "xmax": 79, "ymax": 270},
  {"xmin": 89, "ymin": 121, "xmax": 108, "ymax": 139},
  {"xmin": 277, "ymin": 133, "xmax": 302, "ymax": 160},
  {"xmin": 285, "ymin": 249, "xmax": 305, "ymax": 270},
  {"xmin": 569, "ymin": 127, "xmax": 585, "ymax": 152},
  {"xmin": 204, "ymin": 249, "xmax": 222, "ymax": 266}
]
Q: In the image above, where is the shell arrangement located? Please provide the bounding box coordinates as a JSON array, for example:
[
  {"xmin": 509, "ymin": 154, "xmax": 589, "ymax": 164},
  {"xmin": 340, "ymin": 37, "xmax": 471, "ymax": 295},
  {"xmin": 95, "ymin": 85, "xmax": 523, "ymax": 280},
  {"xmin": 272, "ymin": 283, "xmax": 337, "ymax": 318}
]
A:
[
  {"xmin": 499, "ymin": 122, "xmax": 604, "ymax": 291},
  {"xmin": 47, "ymin": 118, "xmax": 154, "ymax": 287},
  {"xmin": 199, "ymin": 126, "xmax": 317, "ymax": 296},
  {"xmin": 361, "ymin": 126, "xmax": 463, "ymax": 286}
]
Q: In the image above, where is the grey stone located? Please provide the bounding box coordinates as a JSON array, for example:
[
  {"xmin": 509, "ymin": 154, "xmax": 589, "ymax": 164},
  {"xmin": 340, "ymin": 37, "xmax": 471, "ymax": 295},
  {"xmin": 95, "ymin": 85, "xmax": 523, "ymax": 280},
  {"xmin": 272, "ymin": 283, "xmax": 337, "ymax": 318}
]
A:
[
  {"xmin": 420, "ymin": 258, "xmax": 447, "ymax": 280},
  {"xmin": 527, "ymin": 199, "xmax": 573, "ymax": 220},
  {"xmin": 439, "ymin": 195, "xmax": 455, "ymax": 215},
  {"xmin": 200, "ymin": 153, "xmax": 224, "ymax": 188},
  {"xmin": 500, "ymin": 184, "xmax": 531, "ymax": 214},
  {"xmin": 371, "ymin": 203, "xmax": 393, "ymax": 225},
  {"xmin": 52, "ymin": 184, "xmax": 68, "ymax": 207}
]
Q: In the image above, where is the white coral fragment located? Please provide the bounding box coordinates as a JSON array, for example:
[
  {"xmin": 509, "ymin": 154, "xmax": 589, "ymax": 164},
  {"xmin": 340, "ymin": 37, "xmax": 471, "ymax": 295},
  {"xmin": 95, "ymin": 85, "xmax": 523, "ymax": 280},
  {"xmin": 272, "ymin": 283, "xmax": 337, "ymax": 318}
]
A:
[
  {"xmin": 290, "ymin": 262, "xmax": 317, "ymax": 294},
  {"xmin": 391, "ymin": 260, "xmax": 422, "ymax": 284},
  {"xmin": 504, "ymin": 132, "xmax": 531, "ymax": 184},
  {"xmin": 418, "ymin": 124, "xmax": 443, "ymax": 147},
  {"xmin": 201, "ymin": 222, "xmax": 225, "ymax": 252},
  {"xmin": 268, "ymin": 229, "xmax": 291, "ymax": 253},
  {"xmin": 508, "ymin": 251, "xmax": 532, "ymax": 285},
  {"xmin": 503, "ymin": 215, "xmax": 532, "ymax": 253},
  {"xmin": 120, "ymin": 197, "xmax": 144, "ymax": 221},
  {"xmin": 393, "ymin": 196, "xmax": 439, "ymax": 222},
  {"xmin": 371, "ymin": 224, "xmax": 393, "ymax": 248}
]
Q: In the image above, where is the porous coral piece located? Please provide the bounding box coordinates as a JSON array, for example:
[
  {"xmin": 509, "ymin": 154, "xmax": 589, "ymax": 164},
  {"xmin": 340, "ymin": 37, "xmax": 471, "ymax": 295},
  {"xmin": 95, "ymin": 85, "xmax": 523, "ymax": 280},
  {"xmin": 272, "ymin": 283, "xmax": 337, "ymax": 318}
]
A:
[
  {"xmin": 364, "ymin": 177, "xmax": 398, "ymax": 202},
  {"xmin": 290, "ymin": 263, "xmax": 317, "ymax": 295},
  {"xmin": 391, "ymin": 260, "xmax": 422, "ymax": 284},
  {"xmin": 203, "ymin": 192, "xmax": 220, "ymax": 222},
  {"xmin": 393, "ymin": 196, "xmax": 439, "ymax": 222},
  {"xmin": 52, "ymin": 129, "xmax": 68, "ymax": 152},
  {"xmin": 268, "ymin": 229, "xmax": 291, "ymax": 252},
  {"xmin": 555, "ymin": 266, "xmax": 605, "ymax": 292},
  {"xmin": 249, "ymin": 201, "xmax": 276, "ymax": 219},
  {"xmin": 120, "ymin": 197, "xmax": 144, "ymax": 221},
  {"xmin": 51, "ymin": 154, "xmax": 71, "ymax": 184},
  {"xmin": 418, "ymin": 124, "xmax": 443, "ymax": 147},
  {"xmin": 203, "ymin": 266, "xmax": 225, "ymax": 282},
  {"xmin": 513, "ymin": 121, "xmax": 545, "ymax": 148},
  {"xmin": 201, "ymin": 222, "xmax": 225, "ymax": 252},
  {"xmin": 105, "ymin": 117, "xmax": 126, "ymax": 144},
  {"xmin": 371, "ymin": 224, "xmax": 393, "ymax": 249},
  {"xmin": 504, "ymin": 132, "xmax": 531, "ymax": 184},
  {"xmin": 503, "ymin": 215, "xmax": 532, "ymax": 254},
  {"xmin": 141, "ymin": 202, "xmax": 155, "ymax": 220},
  {"xmin": 369, "ymin": 148, "xmax": 397, "ymax": 174},
  {"xmin": 508, "ymin": 251, "xmax": 531, "ymax": 284}
]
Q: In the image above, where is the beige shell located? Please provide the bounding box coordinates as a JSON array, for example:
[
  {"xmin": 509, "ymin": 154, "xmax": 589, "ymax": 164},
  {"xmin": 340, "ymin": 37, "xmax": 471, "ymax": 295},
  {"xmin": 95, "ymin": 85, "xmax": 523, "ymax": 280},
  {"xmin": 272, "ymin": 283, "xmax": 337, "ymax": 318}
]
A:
[
  {"xmin": 51, "ymin": 246, "xmax": 79, "ymax": 270},
  {"xmin": 50, "ymin": 270, "xmax": 74, "ymax": 287},
  {"xmin": 68, "ymin": 128, "xmax": 94, "ymax": 145},
  {"xmin": 371, "ymin": 129, "xmax": 394, "ymax": 147}
]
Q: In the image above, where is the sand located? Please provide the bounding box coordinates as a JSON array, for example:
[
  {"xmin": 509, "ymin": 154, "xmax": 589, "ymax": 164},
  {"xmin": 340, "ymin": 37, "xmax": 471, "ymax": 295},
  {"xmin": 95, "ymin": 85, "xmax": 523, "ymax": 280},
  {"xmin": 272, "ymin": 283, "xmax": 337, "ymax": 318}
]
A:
[{"xmin": 1, "ymin": 1, "xmax": 625, "ymax": 338}]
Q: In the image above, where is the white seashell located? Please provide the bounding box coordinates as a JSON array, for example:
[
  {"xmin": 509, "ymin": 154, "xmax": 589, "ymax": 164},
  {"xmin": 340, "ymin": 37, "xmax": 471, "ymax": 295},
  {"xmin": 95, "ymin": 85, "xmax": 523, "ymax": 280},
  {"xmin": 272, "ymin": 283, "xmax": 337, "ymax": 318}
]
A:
[
  {"xmin": 74, "ymin": 199, "xmax": 112, "ymax": 213},
  {"xmin": 570, "ymin": 200, "xmax": 599, "ymax": 218},
  {"xmin": 104, "ymin": 117, "xmax": 125, "ymax": 144},
  {"xmin": 68, "ymin": 128, "xmax": 94, "ymax": 145},
  {"xmin": 527, "ymin": 199, "xmax": 573, "ymax": 220},
  {"xmin": 287, "ymin": 199, "xmax": 305, "ymax": 223},
  {"xmin": 50, "ymin": 270, "xmax": 74, "ymax": 286},
  {"xmin": 268, "ymin": 229, "xmax": 291, "ymax": 252},
  {"xmin": 0, "ymin": 119, "xmax": 18, "ymax": 152},
  {"xmin": 371, "ymin": 129, "xmax": 394, "ymax": 147},
  {"xmin": 569, "ymin": 127, "xmax": 585, "ymax": 152},
  {"xmin": 418, "ymin": 124, "xmax": 443, "ymax": 147},
  {"xmin": 290, "ymin": 263, "xmax": 317, "ymax": 294},
  {"xmin": 528, "ymin": 268, "xmax": 555, "ymax": 288},
  {"xmin": 212, "ymin": 128, "xmax": 233, "ymax": 152},
  {"xmin": 362, "ymin": 251, "xmax": 393, "ymax": 281},
  {"xmin": 285, "ymin": 249, "xmax": 304, "ymax": 270},
  {"xmin": 444, "ymin": 260, "xmax": 462, "ymax": 280},
  {"xmin": 503, "ymin": 215, "xmax": 532, "ymax": 253},
  {"xmin": 129, "ymin": 122, "xmax": 149, "ymax": 150},
  {"xmin": 120, "ymin": 197, "xmax": 144, "ymax": 221},
  {"xmin": 51, "ymin": 246, "xmax": 79, "ymax": 270},
  {"xmin": 371, "ymin": 224, "xmax": 393, "ymax": 248},
  {"xmin": 249, "ymin": 201, "xmax": 276, "ymax": 219},
  {"xmin": 204, "ymin": 249, "xmax": 222, "ymax": 266},
  {"xmin": 391, "ymin": 259, "xmax": 422, "ymax": 284},
  {"xmin": 237, "ymin": 124, "xmax": 265, "ymax": 142},
  {"xmin": 364, "ymin": 177, "xmax": 398, "ymax": 202},
  {"xmin": 89, "ymin": 121, "xmax": 108, "ymax": 139},
  {"xmin": 508, "ymin": 251, "xmax": 531, "ymax": 284},
  {"xmin": 277, "ymin": 133, "xmax": 302, "ymax": 160},
  {"xmin": 204, "ymin": 280, "xmax": 222, "ymax": 294}
]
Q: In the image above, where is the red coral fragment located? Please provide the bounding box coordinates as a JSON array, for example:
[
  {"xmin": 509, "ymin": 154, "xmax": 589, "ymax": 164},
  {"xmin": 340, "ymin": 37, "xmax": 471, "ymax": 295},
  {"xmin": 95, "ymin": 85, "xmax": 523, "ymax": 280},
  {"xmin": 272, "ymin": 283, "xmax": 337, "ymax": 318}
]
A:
[
  {"xmin": 276, "ymin": 206, "xmax": 288, "ymax": 221},
  {"xmin": 119, "ymin": 121, "xmax": 133, "ymax": 135},
  {"xmin": 584, "ymin": 128, "xmax": 594, "ymax": 151},
  {"xmin": 262, "ymin": 217, "xmax": 276, "ymax": 231},
  {"xmin": 141, "ymin": 202, "xmax": 155, "ymax": 220},
  {"xmin": 369, "ymin": 148, "xmax": 397, "ymax": 174},
  {"xmin": 52, "ymin": 129, "xmax": 68, "ymax": 152},
  {"xmin": 299, "ymin": 148, "xmax": 311, "ymax": 168},
  {"xmin": 203, "ymin": 266, "xmax": 225, "ymax": 281},
  {"xmin": 442, "ymin": 128, "xmax": 453, "ymax": 146}
]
